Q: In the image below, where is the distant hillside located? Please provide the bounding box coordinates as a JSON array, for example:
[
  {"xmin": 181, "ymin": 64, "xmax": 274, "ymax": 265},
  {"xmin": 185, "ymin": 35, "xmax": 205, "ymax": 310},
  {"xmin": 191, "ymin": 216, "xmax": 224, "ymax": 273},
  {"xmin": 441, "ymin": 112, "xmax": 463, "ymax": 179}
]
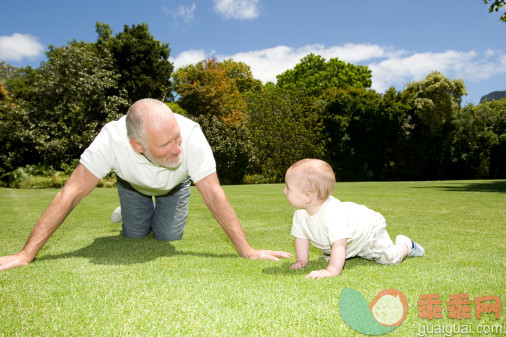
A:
[{"xmin": 480, "ymin": 90, "xmax": 506, "ymax": 103}]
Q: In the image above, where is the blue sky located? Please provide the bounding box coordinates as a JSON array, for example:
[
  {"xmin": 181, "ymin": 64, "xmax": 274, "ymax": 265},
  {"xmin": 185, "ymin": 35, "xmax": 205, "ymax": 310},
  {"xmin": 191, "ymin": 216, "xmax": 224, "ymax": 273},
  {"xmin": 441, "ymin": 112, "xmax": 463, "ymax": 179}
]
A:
[{"xmin": 1, "ymin": 0, "xmax": 505, "ymax": 104}]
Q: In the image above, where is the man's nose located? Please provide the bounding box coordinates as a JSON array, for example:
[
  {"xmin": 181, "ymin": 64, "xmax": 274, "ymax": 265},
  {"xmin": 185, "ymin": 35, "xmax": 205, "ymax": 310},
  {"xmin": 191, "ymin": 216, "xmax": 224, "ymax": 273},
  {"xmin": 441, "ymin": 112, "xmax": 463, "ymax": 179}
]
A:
[{"xmin": 171, "ymin": 142, "xmax": 181, "ymax": 154}]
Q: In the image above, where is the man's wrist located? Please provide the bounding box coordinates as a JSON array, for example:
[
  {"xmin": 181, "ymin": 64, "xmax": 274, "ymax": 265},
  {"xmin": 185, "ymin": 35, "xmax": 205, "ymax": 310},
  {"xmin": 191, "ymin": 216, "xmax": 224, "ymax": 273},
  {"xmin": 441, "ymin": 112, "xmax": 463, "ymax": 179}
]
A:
[
  {"xmin": 238, "ymin": 245, "xmax": 256, "ymax": 258},
  {"xmin": 17, "ymin": 250, "xmax": 35, "ymax": 264}
]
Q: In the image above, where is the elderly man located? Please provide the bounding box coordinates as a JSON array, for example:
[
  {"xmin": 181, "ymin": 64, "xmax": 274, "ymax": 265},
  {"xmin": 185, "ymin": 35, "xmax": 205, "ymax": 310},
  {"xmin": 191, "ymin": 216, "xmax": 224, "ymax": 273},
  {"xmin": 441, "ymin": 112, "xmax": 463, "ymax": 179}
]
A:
[{"xmin": 0, "ymin": 98, "xmax": 290, "ymax": 271}]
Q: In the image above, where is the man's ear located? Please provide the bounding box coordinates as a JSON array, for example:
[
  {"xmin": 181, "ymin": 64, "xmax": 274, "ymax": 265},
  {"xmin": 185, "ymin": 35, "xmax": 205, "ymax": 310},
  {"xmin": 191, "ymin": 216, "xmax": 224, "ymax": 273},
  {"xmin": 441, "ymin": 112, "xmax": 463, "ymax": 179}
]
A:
[{"xmin": 129, "ymin": 138, "xmax": 144, "ymax": 154}]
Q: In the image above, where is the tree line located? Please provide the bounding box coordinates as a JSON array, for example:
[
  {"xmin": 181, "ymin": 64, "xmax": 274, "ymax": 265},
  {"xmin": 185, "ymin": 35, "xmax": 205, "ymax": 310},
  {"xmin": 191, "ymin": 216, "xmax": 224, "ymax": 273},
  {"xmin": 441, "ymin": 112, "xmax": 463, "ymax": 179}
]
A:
[{"xmin": 0, "ymin": 22, "xmax": 505, "ymax": 186}]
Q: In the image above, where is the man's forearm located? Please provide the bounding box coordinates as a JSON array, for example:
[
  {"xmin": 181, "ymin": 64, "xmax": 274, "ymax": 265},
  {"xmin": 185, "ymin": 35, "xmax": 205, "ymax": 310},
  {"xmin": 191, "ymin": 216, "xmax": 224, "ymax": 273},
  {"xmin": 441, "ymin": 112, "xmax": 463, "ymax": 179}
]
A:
[
  {"xmin": 19, "ymin": 164, "xmax": 99, "ymax": 262},
  {"xmin": 20, "ymin": 190, "xmax": 76, "ymax": 261},
  {"xmin": 195, "ymin": 173, "xmax": 254, "ymax": 257},
  {"xmin": 207, "ymin": 191, "xmax": 254, "ymax": 257}
]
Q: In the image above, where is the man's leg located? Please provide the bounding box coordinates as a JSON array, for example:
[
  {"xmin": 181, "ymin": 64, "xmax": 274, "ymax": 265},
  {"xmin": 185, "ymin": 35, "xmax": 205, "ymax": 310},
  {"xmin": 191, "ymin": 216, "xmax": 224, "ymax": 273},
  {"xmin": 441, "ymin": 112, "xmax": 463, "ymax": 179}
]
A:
[
  {"xmin": 151, "ymin": 177, "xmax": 191, "ymax": 241},
  {"xmin": 116, "ymin": 175, "xmax": 155, "ymax": 239}
]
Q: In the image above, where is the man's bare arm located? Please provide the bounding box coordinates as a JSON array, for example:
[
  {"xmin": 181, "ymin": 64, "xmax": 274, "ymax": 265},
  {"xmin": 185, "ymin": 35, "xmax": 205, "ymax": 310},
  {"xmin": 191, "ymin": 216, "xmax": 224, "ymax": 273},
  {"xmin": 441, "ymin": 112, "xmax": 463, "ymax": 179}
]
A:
[
  {"xmin": 195, "ymin": 172, "xmax": 291, "ymax": 260},
  {"xmin": 0, "ymin": 164, "xmax": 100, "ymax": 271}
]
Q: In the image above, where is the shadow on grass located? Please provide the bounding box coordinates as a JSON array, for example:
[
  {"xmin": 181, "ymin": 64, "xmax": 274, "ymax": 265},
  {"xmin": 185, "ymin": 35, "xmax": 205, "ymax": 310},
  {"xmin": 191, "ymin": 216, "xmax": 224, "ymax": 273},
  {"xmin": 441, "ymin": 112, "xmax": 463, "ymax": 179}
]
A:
[
  {"xmin": 262, "ymin": 257, "xmax": 374, "ymax": 276},
  {"xmin": 413, "ymin": 180, "xmax": 506, "ymax": 194},
  {"xmin": 37, "ymin": 234, "xmax": 237, "ymax": 266}
]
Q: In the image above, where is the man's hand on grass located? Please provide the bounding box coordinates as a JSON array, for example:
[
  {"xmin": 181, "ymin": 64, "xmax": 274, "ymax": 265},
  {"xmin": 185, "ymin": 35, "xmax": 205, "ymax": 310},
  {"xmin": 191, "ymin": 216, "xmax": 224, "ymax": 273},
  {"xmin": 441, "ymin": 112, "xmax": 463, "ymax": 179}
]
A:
[
  {"xmin": 244, "ymin": 249, "xmax": 292, "ymax": 261},
  {"xmin": 0, "ymin": 252, "xmax": 31, "ymax": 271}
]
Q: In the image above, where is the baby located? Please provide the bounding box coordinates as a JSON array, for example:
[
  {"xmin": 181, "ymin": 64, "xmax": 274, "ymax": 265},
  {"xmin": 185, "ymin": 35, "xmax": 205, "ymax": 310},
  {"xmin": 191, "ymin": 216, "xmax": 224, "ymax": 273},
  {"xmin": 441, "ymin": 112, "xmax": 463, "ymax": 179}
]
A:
[{"xmin": 284, "ymin": 159, "xmax": 425, "ymax": 279}]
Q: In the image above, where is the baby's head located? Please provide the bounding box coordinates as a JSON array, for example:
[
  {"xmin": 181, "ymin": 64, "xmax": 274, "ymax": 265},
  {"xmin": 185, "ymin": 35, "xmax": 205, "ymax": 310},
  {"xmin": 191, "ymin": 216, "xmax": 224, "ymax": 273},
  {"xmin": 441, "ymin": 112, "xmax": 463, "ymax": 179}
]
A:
[{"xmin": 286, "ymin": 159, "xmax": 336, "ymax": 201}]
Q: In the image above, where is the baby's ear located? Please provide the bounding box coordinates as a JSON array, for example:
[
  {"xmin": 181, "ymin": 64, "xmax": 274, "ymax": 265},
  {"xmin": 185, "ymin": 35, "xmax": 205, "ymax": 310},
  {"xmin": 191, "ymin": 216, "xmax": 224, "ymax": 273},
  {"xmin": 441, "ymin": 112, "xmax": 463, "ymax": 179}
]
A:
[{"xmin": 305, "ymin": 191, "xmax": 313, "ymax": 204}]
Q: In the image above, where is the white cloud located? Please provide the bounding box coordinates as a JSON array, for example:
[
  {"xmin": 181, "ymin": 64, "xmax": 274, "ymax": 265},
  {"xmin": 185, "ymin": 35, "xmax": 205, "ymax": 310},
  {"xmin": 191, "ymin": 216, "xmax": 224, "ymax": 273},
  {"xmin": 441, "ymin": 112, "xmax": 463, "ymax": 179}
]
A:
[
  {"xmin": 175, "ymin": 4, "xmax": 197, "ymax": 22},
  {"xmin": 318, "ymin": 43, "xmax": 395, "ymax": 63},
  {"xmin": 171, "ymin": 43, "xmax": 506, "ymax": 93},
  {"xmin": 171, "ymin": 49, "xmax": 211, "ymax": 70},
  {"xmin": 162, "ymin": 1, "xmax": 197, "ymax": 22},
  {"xmin": 219, "ymin": 45, "xmax": 310, "ymax": 82},
  {"xmin": 0, "ymin": 33, "xmax": 44, "ymax": 61},
  {"xmin": 368, "ymin": 49, "xmax": 506, "ymax": 92},
  {"xmin": 213, "ymin": 0, "xmax": 260, "ymax": 20}
]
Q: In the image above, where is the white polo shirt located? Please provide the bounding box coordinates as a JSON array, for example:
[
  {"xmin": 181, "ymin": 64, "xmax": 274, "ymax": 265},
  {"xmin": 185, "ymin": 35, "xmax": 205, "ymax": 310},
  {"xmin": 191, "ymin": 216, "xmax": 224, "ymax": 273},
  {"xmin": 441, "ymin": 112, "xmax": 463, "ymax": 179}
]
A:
[{"xmin": 80, "ymin": 114, "xmax": 216, "ymax": 196}]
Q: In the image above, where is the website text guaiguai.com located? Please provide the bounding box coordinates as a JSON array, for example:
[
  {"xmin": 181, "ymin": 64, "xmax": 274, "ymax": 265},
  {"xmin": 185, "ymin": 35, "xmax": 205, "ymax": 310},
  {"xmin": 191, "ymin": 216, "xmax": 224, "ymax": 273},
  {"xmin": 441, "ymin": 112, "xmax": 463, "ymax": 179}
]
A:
[{"xmin": 417, "ymin": 323, "xmax": 504, "ymax": 336}]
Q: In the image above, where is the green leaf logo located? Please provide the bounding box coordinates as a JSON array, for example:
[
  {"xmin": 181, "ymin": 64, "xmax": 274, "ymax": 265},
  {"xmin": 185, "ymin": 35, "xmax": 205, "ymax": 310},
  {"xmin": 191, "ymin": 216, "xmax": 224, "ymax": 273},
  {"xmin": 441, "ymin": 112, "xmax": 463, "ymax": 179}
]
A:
[{"xmin": 339, "ymin": 288, "xmax": 407, "ymax": 335}]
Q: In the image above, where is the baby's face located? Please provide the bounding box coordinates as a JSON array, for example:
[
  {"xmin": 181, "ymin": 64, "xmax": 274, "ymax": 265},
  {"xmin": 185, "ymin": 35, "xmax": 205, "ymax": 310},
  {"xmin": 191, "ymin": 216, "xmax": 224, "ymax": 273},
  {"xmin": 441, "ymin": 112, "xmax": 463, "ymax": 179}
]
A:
[{"xmin": 284, "ymin": 169, "xmax": 308, "ymax": 209}]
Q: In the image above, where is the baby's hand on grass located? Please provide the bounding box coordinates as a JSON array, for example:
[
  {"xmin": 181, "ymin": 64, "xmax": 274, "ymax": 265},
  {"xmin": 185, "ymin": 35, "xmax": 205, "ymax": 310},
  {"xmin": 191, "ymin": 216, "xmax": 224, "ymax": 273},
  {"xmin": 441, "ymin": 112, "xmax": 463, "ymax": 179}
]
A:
[
  {"xmin": 306, "ymin": 269, "xmax": 334, "ymax": 279},
  {"xmin": 290, "ymin": 260, "xmax": 308, "ymax": 270}
]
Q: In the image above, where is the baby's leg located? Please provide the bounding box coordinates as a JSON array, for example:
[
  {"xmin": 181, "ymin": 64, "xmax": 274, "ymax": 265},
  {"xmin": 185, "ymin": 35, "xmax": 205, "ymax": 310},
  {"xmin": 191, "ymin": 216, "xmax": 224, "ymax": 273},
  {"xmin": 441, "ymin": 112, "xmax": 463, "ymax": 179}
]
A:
[
  {"xmin": 395, "ymin": 235, "xmax": 425, "ymax": 258},
  {"xmin": 359, "ymin": 228, "xmax": 405, "ymax": 265}
]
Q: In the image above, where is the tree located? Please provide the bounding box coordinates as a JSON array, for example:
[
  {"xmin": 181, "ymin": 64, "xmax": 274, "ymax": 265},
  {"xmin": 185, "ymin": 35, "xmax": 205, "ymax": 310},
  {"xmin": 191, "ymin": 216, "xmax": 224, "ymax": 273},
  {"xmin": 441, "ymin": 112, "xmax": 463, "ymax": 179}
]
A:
[
  {"xmin": 174, "ymin": 59, "xmax": 247, "ymax": 125},
  {"xmin": 405, "ymin": 71, "xmax": 467, "ymax": 134},
  {"xmin": 174, "ymin": 59, "xmax": 251, "ymax": 183},
  {"xmin": 219, "ymin": 59, "xmax": 263, "ymax": 93},
  {"xmin": 0, "ymin": 85, "xmax": 34, "ymax": 176},
  {"xmin": 321, "ymin": 88, "xmax": 407, "ymax": 180},
  {"xmin": 246, "ymin": 85, "xmax": 326, "ymax": 182},
  {"xmin": 402, "ymin": 72, "xmax": 467, "ymax": 179},
  {"xmin": 0, "ymin": 63, "xmax": 35, "ymax": 175},
  {"xmin": 0, "ymin": 62, "xmax": 18, "ymax": 83},
  {"xmin": 276, "ymin": 54, "xmax": 372, "ymax": 97},
  {"xmin": 484, "ymin": 0, "xmax": 506, "ymax": 22},
  {"xmin": 0, "ymin": 62, "xmax": 37, "ymax": 101},
  {"xmin": 97, "ymin": 22, "xmax": 173, "ymax": 103},
  {"xmin": 452, "ymin": 100, "xmax": 506, "ymax": 178},
  {"xmin": 26, "ymin": 40, "xmax": 129, "ymax": 167},
  {"xmin": 380, "ymin": 87, "xmax": 417, "ymax": 179}
]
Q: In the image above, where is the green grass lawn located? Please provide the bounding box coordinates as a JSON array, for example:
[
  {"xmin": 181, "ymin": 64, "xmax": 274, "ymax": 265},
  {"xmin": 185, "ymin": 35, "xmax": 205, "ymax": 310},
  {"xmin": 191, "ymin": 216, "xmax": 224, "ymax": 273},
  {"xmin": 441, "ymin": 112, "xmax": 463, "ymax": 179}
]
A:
[{"xmin": 1, "ymin": 180, "xmax": 505, "ymax": 336}]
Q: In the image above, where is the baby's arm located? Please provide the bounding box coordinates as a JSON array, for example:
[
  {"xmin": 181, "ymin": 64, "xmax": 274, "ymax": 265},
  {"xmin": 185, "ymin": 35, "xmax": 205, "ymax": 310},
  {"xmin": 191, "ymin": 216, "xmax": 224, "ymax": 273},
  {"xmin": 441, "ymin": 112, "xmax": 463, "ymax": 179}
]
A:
[
  {"xmin": 290, "ymin": 237, "xmax": 309, "ymax": 270},
  {"xmin": 306, "ymin": 238, "xmax": 347, "ymax": 279}
]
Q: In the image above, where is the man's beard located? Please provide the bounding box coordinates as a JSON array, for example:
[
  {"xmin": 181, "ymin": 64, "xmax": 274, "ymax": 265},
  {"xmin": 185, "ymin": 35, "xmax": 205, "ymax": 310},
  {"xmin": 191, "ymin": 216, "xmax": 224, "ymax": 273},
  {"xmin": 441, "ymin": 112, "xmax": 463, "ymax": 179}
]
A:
[{"xmin": 143, "ymin": 148, "xmax": 183, "ymax": 169}]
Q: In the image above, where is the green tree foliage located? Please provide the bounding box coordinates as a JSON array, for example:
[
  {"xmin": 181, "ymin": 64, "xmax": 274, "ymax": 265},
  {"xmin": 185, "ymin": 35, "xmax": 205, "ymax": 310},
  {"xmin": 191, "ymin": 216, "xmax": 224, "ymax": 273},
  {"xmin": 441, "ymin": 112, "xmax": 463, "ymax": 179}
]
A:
[
  {"xmin": 174, "ymin": 59, "xmax": 252, "ymax": 183},
  {"xmin": 406, "ymin": 71, "xmax": 467, "ymax": 134},
  {"xmin": 25, "ymin": 41, "xmax": 129, "ymax": 168},
  {"xmin": 321, "ymin": 88, "xmax": 409, "ymax": 180},
  {"xmin": 452, "ymin": 100, "xmax": 506, "ymax": 178},
  {"xmin": 96, "ymin": 22, "xmax": 173, "ymax": 103},
  {"xmin": 0, "ymin": 62, "xmax": 18, "ymax": 85},
  {"xmin": 401, "ymin": 72, "xmax": 467, "ymax": 179},
  {"xmin": 245, "ymin": 85, "xmax": 326, "ymax": 182},
  {"xmin": 380, "ymin": 87, "xmax": 417, "ymax": 179},
  {"xmin": 219, "ymin": 59, "xmax": 263, "ymax": 93},
  {"xmin": 175, "ymin": 59, "xmax": 247, "ymax": 124},
  {"xmin": 0, "ymin": 83, "xmax": 6, "ymax": 101},
  {"xmin": 276, "ymin": 53, "xmax": 372, "ymax": 97},
  {"xmin": 0, "ymin": 62, "xmax": 37, "ymax": 101},
  {"xmin": 0, "ymin": 95, "xmax": 33, "ymax": 176},
  {"xmin": 165, "ymin": 101, "xmax": 188, "ymax": 117},
  {"xmin": 0, "ymin": 63, "xmax": 28, "ymax": 174},
  {"xmin": 484, "ymin": 0, "xmax": 506, "ymax": 22}
]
